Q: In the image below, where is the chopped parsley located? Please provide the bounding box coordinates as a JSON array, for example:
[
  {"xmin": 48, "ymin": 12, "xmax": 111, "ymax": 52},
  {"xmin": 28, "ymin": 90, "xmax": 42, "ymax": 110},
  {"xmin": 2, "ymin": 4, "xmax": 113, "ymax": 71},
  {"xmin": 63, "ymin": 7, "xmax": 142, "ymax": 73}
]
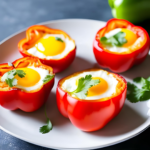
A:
[
  {"xmin": 127, "ymin": 77, "xmax": 150, "ymax": 103},
  {"xmin": 100, "ymin": 31, "xmax": 127, "ymax": 47},
  {"xmin": 55, "ymin": 37, "xmax": 64, "ymax": 42},
  {"xmin": 43, "ymin": 75, "xmax": 54, "ymax": 84},
  {"xmin": 70, "ymin": 75, "xmax": 100, "ymax": 99},
  {"xmin": 1, "ymin": 69, "xmax": 26, "ymax": 87},
  {"xmin": 39, "ymin": 104, "xmax": 52, "ymax": 134}
]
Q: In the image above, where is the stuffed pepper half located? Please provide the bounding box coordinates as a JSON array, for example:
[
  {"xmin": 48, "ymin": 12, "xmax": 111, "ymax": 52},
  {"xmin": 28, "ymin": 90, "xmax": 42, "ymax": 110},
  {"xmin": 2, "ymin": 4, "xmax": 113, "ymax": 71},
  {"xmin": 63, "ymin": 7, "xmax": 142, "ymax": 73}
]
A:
[
  {"xmin": 0, "ymin": 57, "xmax": 54, "ymax": 112},
  {"xmin": 56, "ymin": 68, "xmax": 127, "ymax": 131},
  {"xmin": 93, "ymin": 18, "xmax": 150, "ymax": 73},
  {"xmin": 18, "ymin": 25, "xmax": 76, "ymax": 73}
]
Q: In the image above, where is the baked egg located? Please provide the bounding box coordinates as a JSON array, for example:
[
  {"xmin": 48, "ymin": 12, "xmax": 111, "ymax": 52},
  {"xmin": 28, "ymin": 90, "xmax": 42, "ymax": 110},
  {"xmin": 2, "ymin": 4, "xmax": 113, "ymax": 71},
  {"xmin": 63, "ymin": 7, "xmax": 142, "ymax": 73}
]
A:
[
  {"xmin": 61, "ymin": 69, "xmax": 126, "ymax": 100},
  {"xmin": 1, "ymin": 65, "xmax": 53, "ymax": 92},
  {"xmin": 27, "ymin": 34, "xmax": 75, "ymax": 59},
  {"xmin": 103, "ymin": 28, "xmax": 145, "ymax": 53}
]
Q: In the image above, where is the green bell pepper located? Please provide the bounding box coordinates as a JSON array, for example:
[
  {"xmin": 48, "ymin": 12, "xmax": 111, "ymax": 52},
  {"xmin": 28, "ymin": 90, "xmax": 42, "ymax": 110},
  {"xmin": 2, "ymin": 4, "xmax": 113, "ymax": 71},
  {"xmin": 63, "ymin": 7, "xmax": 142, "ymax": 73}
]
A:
[{"xmin": 108, "ymin": 0, "xmax": 150, "ymax": 23}]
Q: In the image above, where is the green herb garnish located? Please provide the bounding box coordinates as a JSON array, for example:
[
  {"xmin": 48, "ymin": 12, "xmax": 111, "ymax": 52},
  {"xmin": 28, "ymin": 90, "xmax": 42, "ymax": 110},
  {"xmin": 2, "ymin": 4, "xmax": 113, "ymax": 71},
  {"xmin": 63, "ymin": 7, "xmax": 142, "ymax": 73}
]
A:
[
  {"xmin": 1, "ymin": 69, "xmax": 26, "ymax": 87},
  {"xmin": 5, "ymin": 78, "xmax": 14, "ymax": 87},
  {"xmin": 55, "ymin": 37, "xmax": 64, "ymax": 42},
  {"xmin": 100, "ymin": 31, "xmax": 127, "ymax": 47},
  {"xmin": 127, "ymin": 77, "xmax": 150, "ymax": 103},
  {"xmin": 39, "ymin": 104, "xmax": 52, "ymax": 134},
  {"xmin": 16, "ymin": 70, "xmax": 26, "ymax": 78},
  {"xmin": 70, "ymin": 75, "xmax": 100, "ymax": 99},
  {"xmin": 40, "ymin": 75, "xmax": 54, "ymax": 134},
  {"xmin": 43, "ymin": 75, "xmax": 54, "ymax": 84}
]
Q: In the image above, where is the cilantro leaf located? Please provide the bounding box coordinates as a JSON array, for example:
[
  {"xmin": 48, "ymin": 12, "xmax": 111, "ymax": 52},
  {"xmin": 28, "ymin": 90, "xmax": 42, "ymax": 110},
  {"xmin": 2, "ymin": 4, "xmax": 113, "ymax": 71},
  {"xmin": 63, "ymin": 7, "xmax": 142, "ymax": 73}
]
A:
[
  {"xmin": 39, "ymin": 119, "xmax": 52, "ymax": 134},
  {"xmin": 39, "ymin": 104, "xmax": 53, "ymax": 134},
  {"xmin": 55, "ymin": 37, "xmax": 63, "ymax": 42},
  {"xmin": 133, "ymin": 77, "xmax": 150, "ymax": 91},
  {"xmin": 127, "ymin": 88, "xmax": 144, "ymax": 103},
  {"xmin": 43, "ymin": 75, "xmax": 54, "ymax": 84},
  {"xmin": 140, "ymin": 91, "xmax": 150, "ymax": 101},
  {"xmin": 100, "ymin": 31, "xmax": 127, "ymax": 47},
  {"xmin": 16, "ymin": 70, "xmax": 26, "ymax": 78},
  {"xmin": 1, "ymin": 69, "xmax": 26, "ymax": 87},
  {"xmin": 100, "ymin": 36, "xmax": 118, "ymax": 46},
  {"xmin": 70, "ymin": 75, "xmax": 100, "ymax": 99},
  {"xmin": 113, "ymin": 31, "xmax": 127, "ymax": 46},
  {"xmin": 127, "ymin": 82, "xmax": 138, "ymax": 92},
  {"xmin": 127, "ymin": 76, "xmax": 150, "ymax": 103},
  {"xmin": 147, "ymin": 76, "xmax": 150, "ymax": 82},
  {"xmin": 7, "ymin": 70, "xmax": 17, "ymax": 79},
  {"xmin": 5, "ymin": 78, "xmax": 14, "ymax": 87}
]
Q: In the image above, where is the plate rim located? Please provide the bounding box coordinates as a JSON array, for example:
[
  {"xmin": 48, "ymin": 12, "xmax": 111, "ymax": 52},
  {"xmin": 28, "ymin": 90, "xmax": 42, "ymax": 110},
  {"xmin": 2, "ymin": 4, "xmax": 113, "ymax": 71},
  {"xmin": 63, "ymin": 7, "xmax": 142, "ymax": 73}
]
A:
[
  {"xmin": 0, "ymin": 117, "xmax": 149, "ymax": 150},
  {"xmin": 0, "ymin": 18, "xmax": 150, "ymax": 149}
]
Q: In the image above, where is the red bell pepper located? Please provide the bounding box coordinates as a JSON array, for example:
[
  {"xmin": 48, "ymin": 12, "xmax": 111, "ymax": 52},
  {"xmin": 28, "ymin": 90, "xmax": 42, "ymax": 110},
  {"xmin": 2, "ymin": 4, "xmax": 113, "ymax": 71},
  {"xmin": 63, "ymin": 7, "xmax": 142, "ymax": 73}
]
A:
[
  {"xmin": 93, "ymin": 18, "xmax": 150, "ymax": 73},
  {"xmin": 18, "ymin": 25, "xmax": 76, "ymax": 73},
  {"xmin": 0, "ymin": 57, "xmax": 54, "ymax": 112},
  {"xmin": 56, "ymin": 69, "xmax": 127, "ymax": 131}
]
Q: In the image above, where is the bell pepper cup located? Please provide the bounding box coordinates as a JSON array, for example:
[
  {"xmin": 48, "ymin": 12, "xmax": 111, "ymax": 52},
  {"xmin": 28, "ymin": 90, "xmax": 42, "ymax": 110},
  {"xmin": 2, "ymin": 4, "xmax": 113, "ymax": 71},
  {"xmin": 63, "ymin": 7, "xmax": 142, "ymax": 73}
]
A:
[
  {"xmin": 93, "ymin": 18, "xmax": 150, "ymax": 73},
  {"xmin": 18, "ymin": 25, "xmax": 76, "ymax": 73},
  {"xmin": 0, "ymin": 57, "xmax": 54, "ymax": 112},
  {"xmin": 56, "ymin": 69, "xmax": 127, "ymax": 132}
]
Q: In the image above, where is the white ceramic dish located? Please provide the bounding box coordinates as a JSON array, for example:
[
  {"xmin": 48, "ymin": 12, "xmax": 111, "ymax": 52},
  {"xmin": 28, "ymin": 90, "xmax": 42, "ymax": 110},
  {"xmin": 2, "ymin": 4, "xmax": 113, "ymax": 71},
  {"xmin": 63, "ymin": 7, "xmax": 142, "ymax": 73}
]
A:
[{"xmin": 0, "ymin": 19, "xmax": 149, "ymax": 150}]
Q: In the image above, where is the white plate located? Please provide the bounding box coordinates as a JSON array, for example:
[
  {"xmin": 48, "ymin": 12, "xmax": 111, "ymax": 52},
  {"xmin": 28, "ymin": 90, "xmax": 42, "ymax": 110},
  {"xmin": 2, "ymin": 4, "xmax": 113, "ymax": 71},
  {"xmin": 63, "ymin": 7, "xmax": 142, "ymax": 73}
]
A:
[{"xmin": 0, "ymin": 19, "xmax": 150, "ymax": 150}]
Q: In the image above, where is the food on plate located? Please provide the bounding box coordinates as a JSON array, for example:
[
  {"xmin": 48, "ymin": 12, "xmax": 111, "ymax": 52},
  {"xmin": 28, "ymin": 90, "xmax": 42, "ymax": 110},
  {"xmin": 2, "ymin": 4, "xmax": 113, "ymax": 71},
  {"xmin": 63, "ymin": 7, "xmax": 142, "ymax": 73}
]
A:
[
  {"xmin": 39, "ymin": 109, "xmax": 53, "ymax": 134},
  {"xmin": 108, "ymin": 0, "xmax": 150, "ymax": 23},
  {"xmin": 93, "ymin": 18, "xmax": 150, "ymax": 73},
  {"xmin": 127, "ymin": 76, "xmax": 150, "ymax": 103},
  {"xmin": 56, "ymin": 68, "xmax": 127, "ymax": 131},
  {"xmin": 18, "ymin": 25, "xmax": 76, "ymax": 73},
  {"xmin": 0, "ymin": 57, "xmax": 54, "ymax": 112}
]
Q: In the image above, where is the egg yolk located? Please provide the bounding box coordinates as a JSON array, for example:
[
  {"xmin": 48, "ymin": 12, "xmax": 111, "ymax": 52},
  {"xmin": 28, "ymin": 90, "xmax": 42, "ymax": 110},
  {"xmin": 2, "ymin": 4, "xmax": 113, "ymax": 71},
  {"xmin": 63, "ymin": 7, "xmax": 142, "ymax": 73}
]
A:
[
  {"xmin": 15, "ymin": 68, "xmax": 41, "ymax": 87},
  {"xmin": 121, "ymin": 28, "xmax": 137, "ymax": 47},
  {"xmin": 87, "ymin": 77, "xmax": 108, "ymax": 97},
  {"xmin": 76, "ymin": 77, "xmax": 108, "ymax": 97},
  {"xmin": 35, "ymin": 36, "xmax": 65, "ymax": 56}
]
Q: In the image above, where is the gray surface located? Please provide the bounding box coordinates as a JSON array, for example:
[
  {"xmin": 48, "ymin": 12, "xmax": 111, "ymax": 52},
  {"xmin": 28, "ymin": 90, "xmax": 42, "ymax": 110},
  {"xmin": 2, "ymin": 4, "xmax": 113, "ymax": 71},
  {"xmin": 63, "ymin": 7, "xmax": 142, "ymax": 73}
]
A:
[
  {"xmin": 0, "ymin": 0, "xmax": 111, "ymax": 41},
  {"xmin": 0, "ymin": 0, "xmax": 150, "ymax": 150}
]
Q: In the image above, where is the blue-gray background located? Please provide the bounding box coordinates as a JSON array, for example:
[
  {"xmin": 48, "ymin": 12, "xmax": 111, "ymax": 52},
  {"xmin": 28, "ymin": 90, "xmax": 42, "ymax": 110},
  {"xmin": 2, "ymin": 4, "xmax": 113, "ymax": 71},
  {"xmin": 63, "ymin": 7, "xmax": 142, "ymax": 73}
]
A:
[{"xmin": 0, "ymin": 0, "xmax": 150, "ymax": 150}]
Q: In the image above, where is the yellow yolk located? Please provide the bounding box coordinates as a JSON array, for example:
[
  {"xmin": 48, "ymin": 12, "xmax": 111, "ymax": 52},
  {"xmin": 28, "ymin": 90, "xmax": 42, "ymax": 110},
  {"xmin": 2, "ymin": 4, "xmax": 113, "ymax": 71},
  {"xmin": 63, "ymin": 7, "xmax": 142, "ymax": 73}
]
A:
[
  {"xmin": 76, "ymin": 77, "xmax": 108, "ymax": 97},
  {"xmin": 35, "ymin": 36, "xmax": 65, "ymax": 56},
  {"xmin": 121, "ymin": 28, "xmax": 137, "ymax": 47},
  {"xmin": 15, "ymin": 68, "xmax": 41, "ymax": 87},
  {"xmin": 87, "ymin": 77, "xmax": 108, "ymax": 97}
]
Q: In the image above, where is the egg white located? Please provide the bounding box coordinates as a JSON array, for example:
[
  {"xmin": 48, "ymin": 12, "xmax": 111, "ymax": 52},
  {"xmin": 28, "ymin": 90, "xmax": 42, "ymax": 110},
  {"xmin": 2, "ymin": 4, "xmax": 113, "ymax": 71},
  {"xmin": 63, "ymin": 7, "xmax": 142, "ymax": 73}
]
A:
[
  {"xmin": 27, "ymin": 34, "xmax": 75, "ymax": 59},
  {"xmin": 1, "ymin": 66, "xmax": 51, "ymax": 91},
  {"xmin": 104, "ymin": 28, "xmax": 142, "ymax": 53},
  {"xmin": 61, "ymin": 70, "xmax": 118, "ymax": 100},
  {"xmin": 14, "ymin": 66, "xmax": 50, "ymax": 91}
]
